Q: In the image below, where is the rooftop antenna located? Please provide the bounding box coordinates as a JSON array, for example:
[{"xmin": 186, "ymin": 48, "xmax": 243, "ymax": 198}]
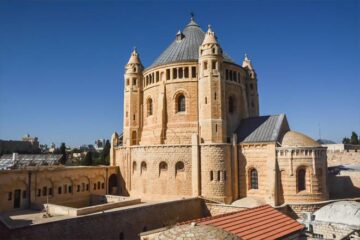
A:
[{"xmin": 190, "ymin": 12, "xmax": 195, "ymax": 21}]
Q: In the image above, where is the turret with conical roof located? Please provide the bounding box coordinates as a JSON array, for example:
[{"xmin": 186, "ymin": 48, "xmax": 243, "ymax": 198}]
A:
[
  {"xmin": 242, "ymin": 54, "xmax": 259, "ymax": 117},
  {"xmin": 198, "ymin": 24, "xmax": 226, "ymax": 143},
  {"xmin": 123, "ymin": 48, "xmax": 143, "ymax": 146}
]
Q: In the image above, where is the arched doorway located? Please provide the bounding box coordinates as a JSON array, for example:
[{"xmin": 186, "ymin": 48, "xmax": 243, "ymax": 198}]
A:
[{"xmin": 108, "ymin": 174, "xmax": 118, "ymax": 195}]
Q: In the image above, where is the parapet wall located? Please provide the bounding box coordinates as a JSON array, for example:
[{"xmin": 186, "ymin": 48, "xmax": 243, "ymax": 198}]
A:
[
  {"xmin": 327, "ymin": 151, "xmax": 360, "ymax": 166},
  {"xmin": 1, "ymin": 198, "xmax": 207, "ymax": 240}
]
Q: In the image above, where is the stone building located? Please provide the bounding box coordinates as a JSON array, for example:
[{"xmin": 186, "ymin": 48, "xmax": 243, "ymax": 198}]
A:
[
  {"xmin": 0, "ymin": 165, "xmax": 118, "ymax": 212},
  {"xmin": 111, "ymin": 17, "xmax": 329, "ymax": 205}
]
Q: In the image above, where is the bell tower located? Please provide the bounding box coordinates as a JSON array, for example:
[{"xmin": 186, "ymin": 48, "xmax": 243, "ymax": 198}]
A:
[
  {"xmin": 198, "ymin": 25, "xmax": 226, "ymax": 143},
  {"xmin": 123, "ymin": 48, "xmax": 143, "ymax": 146},
  {"xmin": 242, "ymin": 54, "xmax": 259, "ymax": 117}
]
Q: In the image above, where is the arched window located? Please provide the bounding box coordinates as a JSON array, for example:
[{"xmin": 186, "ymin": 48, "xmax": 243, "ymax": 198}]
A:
[
  {"xmin": 175, "ymin": 161, "xmax": 185, "ymax": 174},
  {"xmin": 298, "ymin": 169, "xmax": 306, "ymax": 192},
  {"xmin": 177, "ymin": 94, "xmax": 186, "ymax": 112},
  {"xmin": 133, "ymin": 161, "xmax": 137, "ymax": 174},
  {"xmin": 141, "ymin": 161, "xmax": 147, "ymax": 174},
  {"xmin": 250, "ymin": 169, "xmax": 258, "ymax": 189},
  {"xmin": 229, "ymin": 96, "xmax": 234, "ymax": 113},
  {"xmin": 147, "ymin": 98, "xmax": 153, "ymax": 116},
  {"xmin": 159, "ymin": 162, "xmax": 168, "ymax": 171}
]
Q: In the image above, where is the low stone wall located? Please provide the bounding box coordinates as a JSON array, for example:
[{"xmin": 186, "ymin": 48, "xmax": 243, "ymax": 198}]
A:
[
  {"xmin": 205, "ymin": 203, "xmax": 246, "ymax": 216},
  {"xmin": 46, "ymin": 196, "xmax": 141, "ymax": 216},
  {"xmin": 276, "ymin": 198, "xmax": 360, "ymax": 219},
  {"xmin": 327, "ymin": 151, "xmax": 360, "ymax": 166},
  {"xmin": 329, "ymin": 171, "xmax": 360, "ymax": 198},
  {"xmin": 3, "ymin": 198, "xmax": 207, "ymax": 240}
]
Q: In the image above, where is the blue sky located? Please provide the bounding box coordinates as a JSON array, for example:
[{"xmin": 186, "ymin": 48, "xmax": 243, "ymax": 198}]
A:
[{"xmin": 0, "ymin": 0, "xmax": 359, "ymax": 147}]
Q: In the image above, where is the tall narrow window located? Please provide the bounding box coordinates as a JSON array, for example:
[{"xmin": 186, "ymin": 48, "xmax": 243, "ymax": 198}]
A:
[
  {"xmin": 184, "ymin": 67, "xmax": 189, "ymax": 78},
  {"xmin": 179, "ymin": 68, "xmax": 183, "ymax": 78},
  {"xmin": 212, "ymin": 60, "xmax": 217, "ymax": 70},
  {"xmin": 233, "ymin": 72, "xmax": 237, "ymax": 81},
  {"xmin": 147, "ymin": 98, "xmax": 153, "ymax": 116},
  {"xmin": 156, "ymin": 71, "xmax": 159, "ymax": 82},
  {"xmin": 298, "ymin": 169, "xmax": 306, "ymax": 192},
  {"xmin": 177, "ymin": 94, "xmax": 186, "ymax": 112},
  {"xmin": 133, "ymin": 78, "xmax": 137, "ymax": 86},
  {"xmin": 166, "ymin": 69, "xmax": 170, "ymax": 80},
  {"xmin": 229, "ymin": 71, "xmax": 233, "ymax": 81},
  {"xmin": 173, "ymin": 68, "xmax": 177, "ymax": 79},
  {"xmin": 203, "ymin": 61, "xmax": 208, "ymax": 70},
  {"xmin": 250, "ymin": 169, "xmax": 258, "ymax": 189},
  {"xmin": 210, "ymin": 171, "xmax": 213, "ymax": 181},
  {"xmin": 217, "ymin": 171, "xmax": 221, "ymax": 181},
  {"xmin": 131, "ymin": 131, "xmax": 137, "ymax": 145},
  {"xmin": 229, "ymin": 96, "xmax": 234, "ymax": 113},
  {"xmin": 226, "ymin": 70, "xmax": 229, "ymax": 80},
  {"xmin": 191, "ymin": 66, "xmax": 196, "ymax": 78}
]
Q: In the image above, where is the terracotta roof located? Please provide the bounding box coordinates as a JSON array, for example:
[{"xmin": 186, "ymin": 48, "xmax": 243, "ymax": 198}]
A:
[{"xmin": 181, "ymin": 205, "xmax": 304, "ymax": 240}]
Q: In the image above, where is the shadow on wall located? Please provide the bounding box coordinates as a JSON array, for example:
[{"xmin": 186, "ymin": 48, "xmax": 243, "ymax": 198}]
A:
[{"xmin": 328, "ymin": 174, "xmax": 360, "ymax": 199}]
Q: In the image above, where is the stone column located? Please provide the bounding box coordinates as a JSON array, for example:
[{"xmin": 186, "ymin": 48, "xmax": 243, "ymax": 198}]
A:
[
  {"xmin": 232, "ymin": 134, "xmax": 239, "ymax": 200},
  {"xmin": 266, "ymin": 143, "xmax": 277, "ymax": 206},
  {"xmin": 191, "ymin": 133, "xmax": 200, "ymax": 196}
]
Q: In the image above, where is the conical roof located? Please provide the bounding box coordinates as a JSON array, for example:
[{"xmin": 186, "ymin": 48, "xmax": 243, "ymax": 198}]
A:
[{"xmin": 148, "ymin": 18, "xmax": 234, "ymax": 69}]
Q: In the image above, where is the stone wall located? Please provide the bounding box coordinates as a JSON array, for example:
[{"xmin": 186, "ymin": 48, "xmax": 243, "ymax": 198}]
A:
[
  {"xmin": 329, "ymin": 171, "xmax": 360, "ymax": 198},
  {"xmin": 277, "ymin": 198, "xmax": 360, "ymax": 219},
  {"xmin": 311, "ymin": 221, "xmax": 358, "ymax": 240},
  {"xmin": 205, "ymin": 202, "xmax": 246, "ymax": 216},
  {"xmin": 116, "ymin": 145, "xmax": 194, "ymax": 201},
  {"xmin": 327, "ymin": 151, "xmax": 360, "ymax": 166},
  {"xmin": 0, "ymin": 166, "xmax": 119, "ymax": 212},
  {"xmin": 1, "ymin": 198, "xmax": 208, "ymax": 240},
  {"xmin": 200, "ymin": 144, "xmax": 232, "ymax": 203}
]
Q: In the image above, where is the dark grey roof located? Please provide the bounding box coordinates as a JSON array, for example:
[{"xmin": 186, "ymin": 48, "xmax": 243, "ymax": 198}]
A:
[
  {"xmin": 0, "ymin": 154, "xmax": 62, "ymax": 170},
  {"xmin": 236, "ymin": 114, "xmax": 290, "ymax": 143},
  {"xmin": 148, "ymin": 19, "xmax": 235, "ymax": 69}
]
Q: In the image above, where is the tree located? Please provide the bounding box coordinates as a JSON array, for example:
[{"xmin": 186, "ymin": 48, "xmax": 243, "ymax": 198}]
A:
[
  {"xmin": 342, "ymin": 137, "xmax": 350, "ymax": 144},
  {"xmin": 81, "ymin": 151, "xmax": 93, "ymax": 166},
  {"xmin": 99, "ymin": 140, "xmax": 111, "ymax": 165},
  {"xmin": 350, "ymin": 132, "xmax": 359, "ymax": 145},
  {"xmin": 59, "ymin": 142, "xmax": 67, "ymax": 165}
]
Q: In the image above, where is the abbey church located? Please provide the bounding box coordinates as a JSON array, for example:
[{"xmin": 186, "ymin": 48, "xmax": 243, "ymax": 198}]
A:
[{"xmin": 111, "ymin": 17, "xmax": 329, "ymax": 205}]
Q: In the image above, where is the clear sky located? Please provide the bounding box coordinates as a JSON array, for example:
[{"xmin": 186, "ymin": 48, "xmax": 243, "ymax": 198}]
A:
[{"xmin": 0, "ymin": 0, "xmax": 359, "ymax": 147}]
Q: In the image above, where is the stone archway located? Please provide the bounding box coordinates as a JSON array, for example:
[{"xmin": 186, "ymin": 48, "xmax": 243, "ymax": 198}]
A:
[{"xmin": 108, "ymin": 174, "xmax": 118, "ymax": 195}]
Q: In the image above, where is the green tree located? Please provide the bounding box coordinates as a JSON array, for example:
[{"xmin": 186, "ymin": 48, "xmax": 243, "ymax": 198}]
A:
[
  {"xmin": 59, "ymin": 142, "xmax": 67, "ymax": 165},
  {"xmin": 350, "ymin": 132, "xmax": 359, "ymax": 145},
  {"xmin": 342, "ymin": 137, "xmax": 350, "ymax": 144},
  {"xmin": 99, "ymin": 140, "xmax": 111, "ymax": 165},
  {"xmin": 81, "ymin": 151, "xmax": 93, "ymax": 166}
]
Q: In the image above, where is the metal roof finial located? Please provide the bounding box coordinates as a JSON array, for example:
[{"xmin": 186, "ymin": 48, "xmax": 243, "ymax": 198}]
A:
[
  {"xmin": 245, "ymin": 53, "xmax": 249, "ymax": 61},
  {"xmin": 208, "ymin": 24, "xmax": 212, "ymax": 32},
  {"xmin": 190, "ymin": 12, "xmax": 195, "ymax": 21}
]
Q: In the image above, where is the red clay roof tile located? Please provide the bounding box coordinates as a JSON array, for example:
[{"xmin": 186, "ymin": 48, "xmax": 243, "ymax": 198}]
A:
[{"xmin": 181, "ymin": 205, "xmax": 304, "ymax": 240}]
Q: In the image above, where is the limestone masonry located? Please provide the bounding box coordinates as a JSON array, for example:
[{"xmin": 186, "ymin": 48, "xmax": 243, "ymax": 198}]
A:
[{"xmin": 111, "ymin": 17, "xmax": 328, "ymax": 205}]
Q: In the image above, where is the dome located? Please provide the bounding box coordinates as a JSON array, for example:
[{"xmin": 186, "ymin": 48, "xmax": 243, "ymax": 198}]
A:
[
  {"xmin": 281, "ymin": 131, "xmax": 320, "ymax": 147},
  {"xmin": 314, "ymin": 201, "xmax": 360, "ymax": 226},
  {"xmin": 155, "ymin": 223, "xmax": 241, "ymax": 240},
  {"xmin": 148, "ymin": 18, "xmax": 234, "ymax": 69}
]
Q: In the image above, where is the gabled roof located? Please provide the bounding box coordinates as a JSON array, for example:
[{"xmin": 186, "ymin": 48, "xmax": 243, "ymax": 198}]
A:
[
  {"xmin": 0, "ymin": 154, "xmax": 62, "ymax": 170},
  {"xmin": 182, "ymin": 205, "xmax": 304, "ymax": 240},
  {"xmin": 148, "ymin": 18, "xmax": 234, "ymax": 69},
  {"xmin": 236, "ymin": 114, "xmax": 290, "ymax": 143}
]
